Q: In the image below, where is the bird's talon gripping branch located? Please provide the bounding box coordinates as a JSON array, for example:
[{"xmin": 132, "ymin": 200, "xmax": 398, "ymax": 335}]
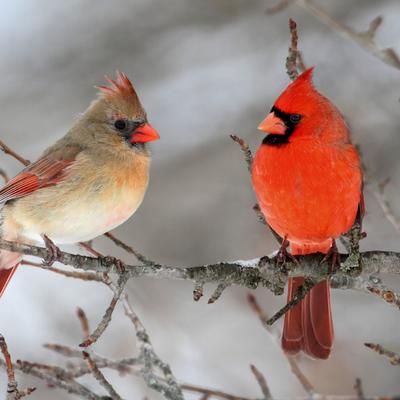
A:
[
  {"xmin": 42, "ymin": 235, "xmax": 63, "ymax": 266},
  {"xmin": 107, "ymin": 257, "xmax": 126, "ymax": 274},
  {"xmin": 320, "ymin": 240, "xmax": 341, "ymax": 275},
  {"xmin": 275, "ymin": 237, "xmax": 298, "ymax": 270}
]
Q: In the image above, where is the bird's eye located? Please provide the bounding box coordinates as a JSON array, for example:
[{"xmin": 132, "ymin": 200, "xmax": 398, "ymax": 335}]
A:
[
  {"xmin": 114, "ymin": 119, "xmax": 127, "ymax": 131},
  {"xmin": 290, "ymin": 114, "xmax": 301, "ymax": 123}
]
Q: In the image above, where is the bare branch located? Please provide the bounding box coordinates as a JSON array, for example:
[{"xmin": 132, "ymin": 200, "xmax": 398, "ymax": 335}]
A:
[
  {"xmin": 2, "ymin": 239, "xmax": 400, "ymax": 298},
  {"xmin": 22, "ymin": 260, "xmax": 105, "ymax": 282},
  {"xmin": 181, "ymin": 384, "xmax": 254, "ymax": 400},
  {"xmin": 229, "ymin": 135, "xmax": 253, "ymax": 172},
  {"xmin": 104, "ymin": 231, "xmax": 157, "ymax": 266},
  {"xmin": 0, "ymin": 168, "xmax": 9, "ymax": 183},
  {"xmin": 364, "ymin": 343, "xmax": 400, "ymax": 366},
  {"xmin": 82, "ymin": 351, "xmax": 122, "ymax": 400},
  {"xmin": 253, "ymin": 204, "xmax": 267, "ymax": 225},
  {"xmin": 122, "ymin": 293, "xmax": 184, "ymax": 400},
  {"xmin": 77, "ymin": 308, "xmax": 90, "ymax": 340},
  {"xmin": 0, "ymin": 357, "xmax": 103, "ymax": 400},
  {"xmin": 0, "ymin": 335, "xmax": 36, "ymax": 399},
  {"xmin": 208, "ymin": 283, "xmax": 229, "ymax": 304},
  {"xmin": 296, "ymin": 0, "xmax": 400, "ymax": 70},
  {"xmin": 286, "ymin": 18, "xmax": 300, "ymax": 81},
  {"xmin": 80, "ymin": 273, "xmax": 129, "ymax": 348},
  {"xmin": 354, "ymin": 378, "xmax": 366, "ymax": 400},
  {"xmin": 367, "ymin": 285, "xmax": 400, "ymax": 310},
  {"xmin": 266, "ymin": 278, "xmax": 317, "ymax": 325},
  {"xmin": 266, "ymin": 0, "xmax": 294, "ymax": 14},
  {"xmin": 193, "ymin": 282, "xmax": 204, "ymax": 301},
  {"xmin": 250, "ymin": 365, "xmax": 273, "ymax": 400},
  {"xmin": 369, "ymin": 179, "xmax": 400, "ymax": 234},
  {"xmin": 247, "ymin": 294, "xmax": 316, "ymax": 398},
  {"xmin": 0, "ymin": 140, "xmax": 30, "ymax": 166}
]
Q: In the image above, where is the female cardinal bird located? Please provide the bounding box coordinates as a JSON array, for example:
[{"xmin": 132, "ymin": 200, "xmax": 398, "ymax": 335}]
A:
[
  {"xmin": 0, "ymin": 72, "xmax": 160, "ymax": 296},
  {"xmin": 252, "ymin": 68, "xmax": 363, "ymax": 359}
]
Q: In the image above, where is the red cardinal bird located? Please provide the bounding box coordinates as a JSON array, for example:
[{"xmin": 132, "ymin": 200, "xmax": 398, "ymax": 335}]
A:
[
  {"xmin": 0, "ymin": 72, "xmax": 160, "ymax": 296},
  {"xmin": 252, "ymin": 68, "xmax": 363, "ymax": 359}
]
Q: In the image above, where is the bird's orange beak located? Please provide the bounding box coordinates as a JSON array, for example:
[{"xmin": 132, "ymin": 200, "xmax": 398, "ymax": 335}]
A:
[
  {"xmin": 131, "ymin": 123, "xmax": 160, "ymax": 143},
  {"xmin": 258, "ymin": 112, "xmax": 286, "ymax": 135}
]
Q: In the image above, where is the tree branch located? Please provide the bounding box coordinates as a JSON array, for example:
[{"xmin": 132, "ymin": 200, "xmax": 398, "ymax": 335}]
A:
[
  {"xmin": 0, "ymin": 140, "xmax": 30, "ymax": 166},
  {"xmin": 364, "ymin": 343, "xmax": 400, "ymax": 366},
  {"xmin": 82, "ymin": 351, "xmax": 123, "ymax": 400},
  {"xmin": 0, "ymin": 335, "xmax": 36, "ymax": 399},
  {"xmin": 267, "ymin": 0, "xmax": 400, "ymax": 70}
]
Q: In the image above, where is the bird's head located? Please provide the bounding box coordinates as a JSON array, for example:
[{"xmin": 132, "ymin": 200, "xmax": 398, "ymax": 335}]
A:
[
  {"xmin": 258, "ymin": 67, "xmax": 344, "ymax": 146},
  {"xmin": 78, "ymin": 72, "xmax": 160, "ymax": 151}
]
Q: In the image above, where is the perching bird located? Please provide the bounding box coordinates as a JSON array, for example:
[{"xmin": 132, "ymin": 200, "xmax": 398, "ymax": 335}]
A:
[
  {"xmin": 252, "ymin": 68, "xmax": 363, "ymax": 359},
  {"xmin": 0, "ymin": 72, "xmax": 160, "ymax": 296}
]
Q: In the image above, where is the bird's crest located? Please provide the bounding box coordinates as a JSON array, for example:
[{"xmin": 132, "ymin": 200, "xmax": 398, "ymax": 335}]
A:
[
  {"xmin": 274, "ymin": 67, "xmax": 319, "ymax": 114},
  {"xmin": 97, "ymin": 71, "xmax": 139, "ymax": 103}
]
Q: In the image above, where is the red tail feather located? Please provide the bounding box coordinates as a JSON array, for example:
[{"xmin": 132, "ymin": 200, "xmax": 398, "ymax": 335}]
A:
[
  {"xmin": 282, "ymin": 277, "xmax": 333, "ymax": 359},
  {"xmin": 0, "ymin": 265, "xmax": 19, "ymax": 297},
  {"xmin": 0, "ymin": 250, "xmax": 22, "ymax": 297}
]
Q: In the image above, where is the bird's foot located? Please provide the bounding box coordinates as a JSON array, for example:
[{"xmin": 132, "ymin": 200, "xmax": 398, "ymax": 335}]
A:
[
  {"xmin": 275, "ymin": 237, "xmax": 298, "ymax": 272},
  {"xmin": 105, "ymin": 256, "xmax": 126, "ymax": 274},
  {"xmin": 320, "ymin": 240, "xmax": 341, "ymax": 274},
  {"xmin": 42, "ymin": 235, "xmax": 63, "ymax": 266}
]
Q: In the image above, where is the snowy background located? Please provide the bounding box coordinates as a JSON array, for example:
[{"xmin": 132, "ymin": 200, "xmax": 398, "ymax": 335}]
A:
[{"xmin": 0, "ymin": 0, "xmax": 400, "ymax": 398}]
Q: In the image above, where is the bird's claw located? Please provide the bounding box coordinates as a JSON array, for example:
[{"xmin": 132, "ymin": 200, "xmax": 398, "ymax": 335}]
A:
[
  {"xmin": 42, "ymin": 235, "xmax": 62, "ymax": 266},
  {"xmin": 107, "ymin": 256, "xmax": 126, "ymax": 274},
  {"xmin": 275, "ymin": 237, "xmax": 298, "ymax": 271},
  {"xmin": 320, "ymin": 240, "xmax": 341, "ymax": 274}
]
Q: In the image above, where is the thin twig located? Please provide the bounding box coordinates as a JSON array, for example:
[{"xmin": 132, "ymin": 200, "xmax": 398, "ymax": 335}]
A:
[
  {"xmin": 286, "ymin": 18, "xmax": 300, "ymax": 81},
  {"xmin": 80, "ymin": 273, "xmax": 129, "ymax": 347},
  {"xmin": 253, "ymin": 204, "xmax": 267, "ymax": 225},
  {"xmin": 364, "ymin": 343, "xmax": 400, "ymax": 366},
  {"xmin": 104, "ymin": 232, "xmax": 157, "ymax": 266},
  {"xmin": 0, "ymin": 168, "xmax": 9, "ymax": 183},
  {"xmin": 82, "ymin": 351, "xmax": 122, "ymax": 400},
  {"xmin": 11, "ymin": 359, "xmax": 104, "ymax": 400},
  {"xmin": 0, "ymin": 335, "xmax": 36, "ymax": 399},
  {"xmin": 266, "ymin": 278, "xmax": 317, "ymax": 325},
  {"xmin": 229, "ymin": 135, "xmax": 253, "ymax": 172},
  {"xmin": 297, "ymin": 0, "xmax": 400, "ymax": 70},
  {"xmin": 354, "ymin": 378, "xmax": 366, "ymax": 400},
  {"xmin": 250, "ymin": 364, "xmax": 273, "ymax": 400},
  {"xmin": 208, "ymin": 283, "xmax": 229, "ymax": 304},
  {"xmin": 22, "ymin": 260, "xmax": 105, "ymax": 282},
  {"xmin": 181, "ymin": 384, "xmax": 254, "ymax": 400},
  {"xmin": 265, "ymin": 0, "xmax": 294, "ymax": 14},
  {"xmin": 0, "ymin": 140, "xmax": 30, "ymax": 166},
  {"xmin": 123, "ymin": 293, "xmax": 184, "ymax": 400},
  {"xmin": 247, "ymin": 294, "xmax": 316, "ymax": 398},
  {"xmin": 77, "ymin": 308, "xmax": 90, "ymax": 340},
  {"xmin": 193, "ymin": 282, "xmax": 204, "ymax": 301},
  {"xmin": 367, "ymin": 285, "xmax": 400, "ymax": 310},
  {"xmin": 370, "ymin": 179, "xmax": 400, "ymax": 234}
]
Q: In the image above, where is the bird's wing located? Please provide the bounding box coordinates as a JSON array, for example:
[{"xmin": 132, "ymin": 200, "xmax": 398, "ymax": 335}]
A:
[
  {"xmin": 354, "ymin": 184, "xmax": 365, "ymax": 229},
  {"xmin": 0, "ymin": 145, "xmax": 81, "ymax": 203}
]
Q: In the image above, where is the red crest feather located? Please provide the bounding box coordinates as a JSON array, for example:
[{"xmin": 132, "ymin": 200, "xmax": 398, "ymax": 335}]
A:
[
  {"xmin": 274, "ymin": 67, "xmax": 318, "ymax": 114},
  {"xmin": 97, "ymin": 71, "xmax": 138, "ymax": 102}
]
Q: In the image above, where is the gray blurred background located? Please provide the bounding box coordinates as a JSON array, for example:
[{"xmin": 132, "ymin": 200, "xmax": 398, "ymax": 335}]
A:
[{"xmin": 0, "ymin": 0, "xmax": 400, "ymax": 398}]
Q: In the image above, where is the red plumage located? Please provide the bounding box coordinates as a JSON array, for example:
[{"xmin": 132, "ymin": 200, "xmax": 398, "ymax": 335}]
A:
[{"xmin": 252, "ymin": 68, "xmax": 363, "ymax": 359}]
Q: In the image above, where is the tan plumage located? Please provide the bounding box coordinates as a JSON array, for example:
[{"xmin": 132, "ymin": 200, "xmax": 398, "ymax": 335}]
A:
[{"xmin": 0, "ymin": 72, "xmax": 160, "ymax": 295}]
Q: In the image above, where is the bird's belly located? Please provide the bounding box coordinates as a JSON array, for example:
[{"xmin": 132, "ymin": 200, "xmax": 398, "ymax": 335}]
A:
[
  {"xmin": 6, "ymin": 182, "xmax": 147, "ymax": 245},
  {"xmin": 252, "ymin": 143, "xmax": 362, "ymax": 245}
]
